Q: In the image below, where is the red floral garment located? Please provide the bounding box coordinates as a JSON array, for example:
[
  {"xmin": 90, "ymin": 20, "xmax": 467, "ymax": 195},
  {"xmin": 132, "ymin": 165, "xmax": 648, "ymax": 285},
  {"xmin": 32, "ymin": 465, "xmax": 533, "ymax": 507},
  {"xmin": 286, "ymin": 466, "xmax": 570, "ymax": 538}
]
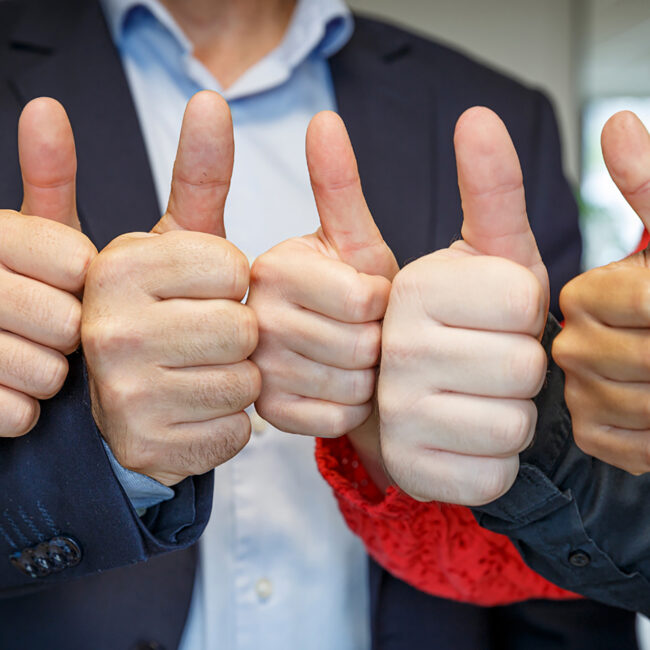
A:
[{"xmin": 316, "ymin": 435, "xmax": 580, "ymax": 606}]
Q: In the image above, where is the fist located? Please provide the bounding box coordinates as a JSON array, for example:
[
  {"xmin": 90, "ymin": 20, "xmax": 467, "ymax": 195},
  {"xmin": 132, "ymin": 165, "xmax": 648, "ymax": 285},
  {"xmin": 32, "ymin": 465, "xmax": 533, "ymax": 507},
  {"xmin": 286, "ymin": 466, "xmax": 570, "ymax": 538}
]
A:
[
  {"xmin": 553, "ymin": 111, "xmax": 650, "ymax": 474},
  {"xmin": 379, "ymin": 108, "xmax": 549, "ymax": 506},
  {"xmin": 248, "ymin": 112, "xmax": 397, "ymax": 439},
  {"xmin": 0, "ymin": 98, "xmax": 96, "ymax": 437},
  {"xmin": 82, "ymin": 92, "xmax": 260, "ymax": 485}
]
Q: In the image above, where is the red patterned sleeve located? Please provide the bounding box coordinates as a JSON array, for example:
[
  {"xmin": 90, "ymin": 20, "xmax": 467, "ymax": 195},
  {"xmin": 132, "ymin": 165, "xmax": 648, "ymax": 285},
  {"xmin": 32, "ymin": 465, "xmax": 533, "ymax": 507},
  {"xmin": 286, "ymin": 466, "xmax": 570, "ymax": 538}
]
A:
[{"xmin": 315, "ymin": 435, "xmax": 580, "ymax": 607}]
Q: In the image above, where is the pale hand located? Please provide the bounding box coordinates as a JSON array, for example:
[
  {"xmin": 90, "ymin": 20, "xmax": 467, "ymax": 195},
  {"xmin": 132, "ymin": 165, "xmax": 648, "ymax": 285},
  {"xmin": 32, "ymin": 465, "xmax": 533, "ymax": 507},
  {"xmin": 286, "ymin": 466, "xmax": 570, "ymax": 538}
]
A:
[
  {"xmin": 379, "ymin": 107, "xmax": 550, "ymax": 506},
  {"xmin": 82, "ymin": 92, "xmax": 260, "ymax": 486},
  {"xmin": 247, "ymin": 111, "xmax": 397, "ymax": 468},
  {"xmin": 0, "ymin": 98, "xmax": 97, "ymax": 437}
]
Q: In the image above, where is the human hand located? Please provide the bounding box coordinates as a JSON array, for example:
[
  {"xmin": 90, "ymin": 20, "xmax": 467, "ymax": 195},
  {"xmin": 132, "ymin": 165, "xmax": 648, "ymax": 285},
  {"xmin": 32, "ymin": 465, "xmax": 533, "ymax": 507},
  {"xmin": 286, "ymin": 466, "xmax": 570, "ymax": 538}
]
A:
[
  {"xmin": 82, "ymin": 91, "xmax": 260, "ymax": 486},
  {"xmin": 0, "ymin": 98, "xmax": 97, "ymax": 437},
  {"xmin": 247, "ymin": 112, "xmax": 398, "ymax": 449},
  {"xmin": 553, "ymin": 111, "xmax": 650, "ymax": 474},
  {"xmin": 379, "ymin": 107, "xmax": 550, "ymax": 505}
]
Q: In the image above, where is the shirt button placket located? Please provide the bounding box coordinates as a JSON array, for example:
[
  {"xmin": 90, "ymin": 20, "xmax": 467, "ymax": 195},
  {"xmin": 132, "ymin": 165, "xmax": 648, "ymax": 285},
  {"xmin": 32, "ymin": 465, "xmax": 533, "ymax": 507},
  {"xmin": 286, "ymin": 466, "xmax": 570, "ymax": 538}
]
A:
[{"xmin": 255, "ymin": 577, "xmax": 273, "ymax": 601}]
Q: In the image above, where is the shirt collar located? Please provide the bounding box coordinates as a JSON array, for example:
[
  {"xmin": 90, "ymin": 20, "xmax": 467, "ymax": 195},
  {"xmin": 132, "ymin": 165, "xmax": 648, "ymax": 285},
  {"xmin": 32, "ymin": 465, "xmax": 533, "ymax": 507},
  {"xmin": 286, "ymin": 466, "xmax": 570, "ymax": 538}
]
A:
[{"xmin": 100, "ymin": 0, "xmax": 353, "ymax": 63}]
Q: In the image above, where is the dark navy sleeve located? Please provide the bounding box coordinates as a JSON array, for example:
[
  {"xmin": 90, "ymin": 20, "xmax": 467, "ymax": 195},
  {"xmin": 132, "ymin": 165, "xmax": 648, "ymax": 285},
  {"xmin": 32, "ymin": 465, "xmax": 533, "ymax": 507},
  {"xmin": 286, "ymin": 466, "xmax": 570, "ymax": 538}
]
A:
[
  {"xmin": 472, "ymin": 316, "xmax": 650, "ymax": 615},
  {"xmin": 0, "ymin": 351, "xmax": 213, "ymax": 596}
]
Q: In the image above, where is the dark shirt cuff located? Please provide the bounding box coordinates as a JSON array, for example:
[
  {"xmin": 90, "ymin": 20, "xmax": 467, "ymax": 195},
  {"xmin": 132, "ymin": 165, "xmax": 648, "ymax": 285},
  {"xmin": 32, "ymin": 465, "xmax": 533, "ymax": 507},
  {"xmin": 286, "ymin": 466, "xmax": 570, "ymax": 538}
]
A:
[{"xmin": 472, "ymin": 314, "xmax": 650, "ymax": 615}]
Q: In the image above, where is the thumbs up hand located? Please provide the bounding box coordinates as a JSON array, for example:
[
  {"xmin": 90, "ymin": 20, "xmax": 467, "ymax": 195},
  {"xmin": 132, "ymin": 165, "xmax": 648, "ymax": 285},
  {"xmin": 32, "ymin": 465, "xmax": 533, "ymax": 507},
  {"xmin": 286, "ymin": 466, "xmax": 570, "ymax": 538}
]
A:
[
  {"xmin": 379, "ymin": 107, "xmax": 549, "ymax": 506},
  {"xmin": 553, "ymin": 111, "xmax": 650, "ymax": 475},
  {"xmin": 0, "ymin": 98, "xmax": 97, "ymax": 437},
  {"xmin": 82, "ymin": 92, "xmax": 260, "ymax": 486},
  {"xmin": 247, "ymin": 111, "xmax": 398, "ymax": 440}
]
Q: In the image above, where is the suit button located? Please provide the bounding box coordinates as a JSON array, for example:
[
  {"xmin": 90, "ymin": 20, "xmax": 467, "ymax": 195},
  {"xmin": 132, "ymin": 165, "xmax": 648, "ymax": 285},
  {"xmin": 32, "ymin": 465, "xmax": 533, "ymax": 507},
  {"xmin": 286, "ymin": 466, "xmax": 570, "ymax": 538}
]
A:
[
  {"xmin": 32, "ymin": 542, "xmax": 53, "ymax": 574},
  {"xmin": 10, "ymin": 548, "xmax": 49, "ymax": 578},
  {"xmin": 48, "ymin": 536, "xmax": 82, "ymax": 569},
  {"xmin": 568, "ymin": 550, "xmax": 591, "ymax": 567}
]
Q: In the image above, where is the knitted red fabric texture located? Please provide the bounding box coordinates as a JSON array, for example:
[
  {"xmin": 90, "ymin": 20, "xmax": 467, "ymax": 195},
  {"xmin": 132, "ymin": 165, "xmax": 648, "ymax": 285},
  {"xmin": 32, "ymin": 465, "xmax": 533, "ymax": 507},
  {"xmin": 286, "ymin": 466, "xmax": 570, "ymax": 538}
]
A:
[{"xmin": 315, "ymin": 435, "xmax": 580, "ymax": 606}]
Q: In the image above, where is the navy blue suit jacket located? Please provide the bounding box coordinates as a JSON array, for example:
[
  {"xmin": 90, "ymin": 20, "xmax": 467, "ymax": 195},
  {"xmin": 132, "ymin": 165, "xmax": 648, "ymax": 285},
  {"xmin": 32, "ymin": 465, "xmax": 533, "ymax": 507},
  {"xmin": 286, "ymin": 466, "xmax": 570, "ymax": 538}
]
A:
[{"xmin": 0, "ymin": 1, "xmax": 581, "ymax": 648}]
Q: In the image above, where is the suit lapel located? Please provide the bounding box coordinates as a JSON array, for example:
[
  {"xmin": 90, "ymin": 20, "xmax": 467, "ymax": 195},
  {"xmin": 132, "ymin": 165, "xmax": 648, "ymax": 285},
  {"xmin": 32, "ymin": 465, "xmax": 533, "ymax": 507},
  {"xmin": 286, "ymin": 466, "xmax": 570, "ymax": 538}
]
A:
[
  {"xmin": 7, "ymin": 0, "xmax": 160, "ymax": 249},
  {"xmin": 330, "ymin": 19, "xmax": 435, "ymax": 267}
]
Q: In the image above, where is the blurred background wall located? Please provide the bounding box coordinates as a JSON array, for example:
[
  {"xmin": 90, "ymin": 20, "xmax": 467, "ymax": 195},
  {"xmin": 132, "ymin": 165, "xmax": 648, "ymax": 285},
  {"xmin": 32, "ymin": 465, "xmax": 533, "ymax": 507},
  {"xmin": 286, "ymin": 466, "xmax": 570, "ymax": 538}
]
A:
[{"xmin": 348, "ymin": 0, "xmax": 650, "ymax": 270}]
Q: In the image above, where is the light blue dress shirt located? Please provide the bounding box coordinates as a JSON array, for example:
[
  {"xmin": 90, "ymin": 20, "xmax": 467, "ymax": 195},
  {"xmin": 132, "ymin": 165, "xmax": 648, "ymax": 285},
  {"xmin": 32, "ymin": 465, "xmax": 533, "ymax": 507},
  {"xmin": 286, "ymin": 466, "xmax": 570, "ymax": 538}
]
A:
[{"xmin": 99, "ymin": 0, "xmax": 370, "ymax": 648}]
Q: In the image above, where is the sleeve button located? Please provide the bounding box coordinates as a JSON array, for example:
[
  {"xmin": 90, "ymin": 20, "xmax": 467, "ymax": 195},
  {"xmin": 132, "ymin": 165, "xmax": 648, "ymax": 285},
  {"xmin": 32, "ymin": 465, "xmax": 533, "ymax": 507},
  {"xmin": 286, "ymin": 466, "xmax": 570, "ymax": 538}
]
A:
[
  {"xmin": 568, "ymin": 550, "xmax": 591, "ymax": 567},
  {"xmin": 48, "ymin": 536, "xmax": 83, "ymax": 568}
]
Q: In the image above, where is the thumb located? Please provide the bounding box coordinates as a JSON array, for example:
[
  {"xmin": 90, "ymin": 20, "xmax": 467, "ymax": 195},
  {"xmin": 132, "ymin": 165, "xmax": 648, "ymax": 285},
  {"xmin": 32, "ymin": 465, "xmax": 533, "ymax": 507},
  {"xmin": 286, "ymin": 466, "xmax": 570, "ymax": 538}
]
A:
[
  {"xmin": 306, "ymin": 111, "xmax": 397, "ymax": 280},
  {"xmin": 601, "ymin": 111, "xmax": 650, "ymax": 234},
  {"xmin": 454, "ymin": 106, "xmax": 547, "ymax": 293},
  {"xmin": 153, "ymin": 90, "xmax": 233, "ymax": 237},
  {"xmin": 19, "ymin": 97, "xmax": 80, "ymax": 230}
]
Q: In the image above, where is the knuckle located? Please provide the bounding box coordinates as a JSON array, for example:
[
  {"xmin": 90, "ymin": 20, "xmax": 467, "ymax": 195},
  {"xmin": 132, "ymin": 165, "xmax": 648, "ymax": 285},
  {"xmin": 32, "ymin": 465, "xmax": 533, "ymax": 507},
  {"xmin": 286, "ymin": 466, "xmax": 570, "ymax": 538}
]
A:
[
  {"xmin": 37, "ymin": 353, "xmax": 68, "ymax": 398},
  {"xmin": 216, "ymin": 362, "xmax": 261, "ymax": 412},
  {"xmin": 493, "ymin": 402, "xmax": 536, "ymax": 453},
  {"xmin": 323, "ymin": 405, "xmax": 354, "ymax": 438},
  {"xmin": 342, "ymin": 278, "xmax": 377, "ymax": 322},
  {"xmin": 212, "ymin": 413, "xmax": 252, "ymax": 464},
  {"xmin": 470, "ymin": 458, "xmax": 518, "ymax": 506},
  {"xmin": 571, "ymin": 425, "xmax": 594, "ymax": 457},
  {"xmin": 86, "ymin": 245, "xmax": 130, "ymax": 287},
  {"xmin": 551, "ymin": 330, "xmax": 573, "ymax": 371},
  {"xmin": 59, "ymin": 299, "xmax": 82, "ymax": 352},
  {"xmin": 65, "ymin": 235, "xmax": 98, "ymax": 288},
  {"xmin": 349, "ymin": 368, "xmax": 376, "ymax": 404},
  {"xmin": 111, "ymin": 433, "xmax": 155, "ymax": 474},
  {"xmin": 390, "ymin": 262, "xmax": 425, "ymax": 308},
  {"xmin": 508, "ymin": 339, "xmax": 547, "ymax": 396},
  {"xmin": 6, "ymin": 396, "xmax": 39, "ymax": 436},
  {"xmin": 253, "ymin": 392, "xmax": 280, "ymax": 427},
  {"xmin": 391, "ymin": 264, "xmax": 414, "ymax": 297},
  {"xmin": 190, "ymin": 234, "xmax": 251, "ymax": 298},
  {"xmin": 104, "ymin": 376, "xmax": 150, "ymax": 415},
  {"xmin": 188, "ymin": 414, "xmax": 251, "ymax": 473},
  {"xmin": 250, "ymin": 251, "xmax": 279, "ymax": 288},
  {"xmin": 506, "ymin": 270, "xmax": 543, "ymax": 332},
  {"xmin": 558, "ymin": 275, "xmax": 585, "ymax": 319},
  {"xmin": 237, "ymin": 306, "xmax": 259, "ymax": 358},
  {"xmin": 351, "ymin": 322, "xmax": 381, "ymax": 368},
  {"xmin": 82, "ymin": 318, "xmax": 144, "ymax": 360},
  {"xmin": 224, "ymin": 244, "xmax": 250, "ymax": 299}
]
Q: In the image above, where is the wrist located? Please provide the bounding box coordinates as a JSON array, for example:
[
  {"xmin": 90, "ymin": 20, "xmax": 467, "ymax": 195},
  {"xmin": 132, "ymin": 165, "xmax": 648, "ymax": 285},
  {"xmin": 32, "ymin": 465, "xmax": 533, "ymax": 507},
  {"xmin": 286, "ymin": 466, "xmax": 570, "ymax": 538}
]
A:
[{"xmin": 346, "ymin": 407, "xmax": 391, "ymax": 492}]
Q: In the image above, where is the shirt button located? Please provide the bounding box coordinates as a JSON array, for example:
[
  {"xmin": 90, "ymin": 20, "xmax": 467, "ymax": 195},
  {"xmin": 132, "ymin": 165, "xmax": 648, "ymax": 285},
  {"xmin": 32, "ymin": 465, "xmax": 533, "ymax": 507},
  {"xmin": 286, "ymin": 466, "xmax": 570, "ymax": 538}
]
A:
[
  {"xmin": 568, "ymin": 550, "xmax": 591, "ymax": 567},
  {"xmin": 250, "ymin": 412, "xmax": 268, "ymax": 435},
  {"xmin": 255, "ymin": 577, "xmax": 273, "ymax": 601}
]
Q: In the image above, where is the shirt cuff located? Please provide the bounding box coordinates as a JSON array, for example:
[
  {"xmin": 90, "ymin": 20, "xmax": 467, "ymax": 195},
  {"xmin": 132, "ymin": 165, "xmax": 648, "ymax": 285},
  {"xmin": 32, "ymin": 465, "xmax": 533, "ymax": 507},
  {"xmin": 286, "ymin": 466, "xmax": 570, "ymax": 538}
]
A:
[{"xmin": 102, "ymin": 440, "xmax": 175, "ymax": 512}]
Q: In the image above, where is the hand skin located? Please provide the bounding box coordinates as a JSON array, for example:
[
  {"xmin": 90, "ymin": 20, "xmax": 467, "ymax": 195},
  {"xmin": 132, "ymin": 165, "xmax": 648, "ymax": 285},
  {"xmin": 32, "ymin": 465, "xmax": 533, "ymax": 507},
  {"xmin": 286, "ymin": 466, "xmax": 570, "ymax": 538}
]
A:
[
  {"xmin": 0, "ymin": 98, "xmax": 97, "ymax": 437},
  {"xmin": 553, "ymin": 111, "xmax": 650, "ymax": 475},
  {"xmin": 82, "ymin": 92, "xmax": 261, "ymax": 486},
  {"xmin": 379, "ymin": 107, "xmax": 550, "ymax": 506},
  {"xmin": 247, "ymin": 111, "xmax": 398, "ymax": 487}
]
